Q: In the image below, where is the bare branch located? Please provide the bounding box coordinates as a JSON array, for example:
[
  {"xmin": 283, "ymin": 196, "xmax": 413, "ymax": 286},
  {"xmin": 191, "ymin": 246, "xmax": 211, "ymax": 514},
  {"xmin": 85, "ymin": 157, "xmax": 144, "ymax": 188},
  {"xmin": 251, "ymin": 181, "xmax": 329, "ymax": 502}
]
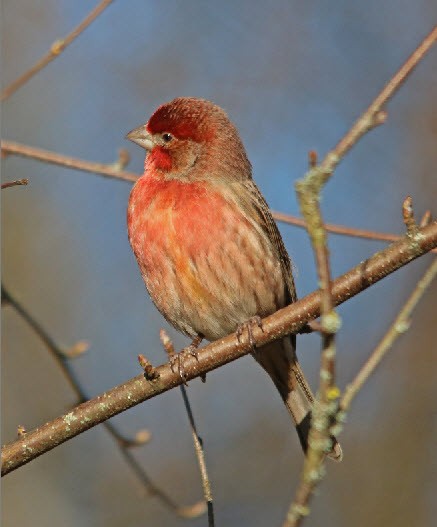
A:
[
  {"xmin": 1, "ymin": 178, "xmax": 28, "ymax": 189},
  {"xmin": 402, "ymin": 195, "xmax": 419, "ymax": 236},
  {"xmin": 61, "ymin": 340, "xmax": 90, "ymax": 359},
  {"xmin": 2, "ymin": 222, "xmax": 436, "ymax": 476},
  {"xmin": 339, "ymin": 258, "xmax": 437, "ymax": 413},
  {"xmin": 4, "ymin": 139, "xmax": 434, "ymax": 253},
  {"xmin": 113, "ymin": 444, "xmax": 206, "ymax": 520},
  {"xmin": 1, "ymin": 0, "xmax": 114, "ymax": 101},
  {"xmin": 272, "ymin": 210, "xmax": 436, "ymax": 253},
  {"xmin": 284, "ymin": 259, "xmax": 436, "ymax": 527},
  {"xmin": 283, "ymin": 26, "xmax": 437, "ymax": 527},
  {"xmin": 2, "ymin": 285, "xmax": 149, "ymax": 449},
  {"xmin": 1, "ymin": 286, "xmax": 205, "ymax": 518},
  {"xmin": 419, "ymin": 210, "xmax": 432, "ymax": 228},
  {"xmin": 17, "ymin": 426, "xmax": 27, "ymax": 438},
  {"xmin": 160, "ymin": 330, "xmax": 215, "ymax": 526},
  {"xmin": 1, "ymin": 140, "xmax": 138, "ymax": 183},
  {"xmin": 318, "ymin": 25, "xmax": 437, "ymax": 179},
  {"xmin": 138, "ymin": 354, "xmax": 160, "ymax": 381}
]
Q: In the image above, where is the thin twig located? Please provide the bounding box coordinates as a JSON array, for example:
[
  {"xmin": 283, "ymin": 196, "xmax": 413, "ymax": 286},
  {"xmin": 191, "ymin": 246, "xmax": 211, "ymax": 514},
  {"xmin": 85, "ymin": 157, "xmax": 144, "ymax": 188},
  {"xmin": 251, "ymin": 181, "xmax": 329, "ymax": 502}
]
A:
[
  {"xmin": 339, "ymin": 258, "xmax": 437, "ymax": 413},
  {"xmin": 114, "ymin": 445, "xmax": 206, "ymax": 519},
  {"xmin": 283, "ymin": 27, "xmax": 437, "ymax": 527},
  {"xmin": 419, "ymin": 210, "xmax": 432, "ymax": 228},
  {"xmin": 1, "ymin": 286, "xmax": 204, "ymax": 519},
  {"xmin": 1, "ymin": 178, "xmax": 28, "ymax": 189},
  {"xmin": 317, "ymin": 25, "xmax": 437, "ymax": 179},
  {"xmin": 1, "ymin": 140, "xmax": 138, "ymax": 183},
  {"xmin": 272, "ymin": 210, "xmax": 434, "ymax": 250},
  {"xmin": 160, "ymin": 330, "xmax": 215, "ymax": 526},
  {"xmin": 138, "ymin": 354, "xmax": 160, "ymax": 380},
  {"xmin": 1, "ymin": 0, "xmax": 114, "ymax": 101},
  {"xmin": 2, "ymin": 222, "xmax": 436, "ymax": 476},
  {"xmin": 284, "ymin": 259, "xmax": 436, "ymax": 527},
  {"xmin": 291, "ymin": 159, "xmax": 340, "ymax": 525},
  {"xmin": 402, "ymin": 195, "xmax": 419, "ymax": 236},
  {"xmin": 4, "ymin": 140, "xmax": 435, "ymax": 253},
  {"xmin": 17, "ymin": 425, "xmax": 27, "ymax": 438}
]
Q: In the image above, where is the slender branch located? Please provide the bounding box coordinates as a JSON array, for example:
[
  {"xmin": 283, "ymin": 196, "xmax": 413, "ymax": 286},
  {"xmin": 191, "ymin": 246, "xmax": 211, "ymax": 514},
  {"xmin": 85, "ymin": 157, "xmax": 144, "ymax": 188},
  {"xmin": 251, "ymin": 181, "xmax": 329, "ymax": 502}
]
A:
[
  {"xmin": 4, "ymin": 140, "xmax": 435, "ymax": 254},
  {"xmin": 420, "ymin": 210, "xmax": 432, "ymax": 228},
  {"xmin": 1, "ymin": 0, "xmax": 114, "ymax": 101},
  {"xmin": 1, "ymin": 140, "xmax": 138, "ymax": 183},
  {"xmin": 114, "ymin": 445, "xmax": 206, "ymax": 519},
  {"xmin": 2, "ymin": 222, "xmax": 436, "ymax": 476},
  {"xmin": 291, "ymin": 149, "xmax": 339, "ymax": 527},
  {"xmin": 339, "ymin": 258, "xmax": 437, "ymax": 412},
  {"xmin": 1, "ymin": 178, "xmax": 28, "ymax": 189},
  {"xmin": 272, "ymin": 210, "xmax": 435, "ymax": 252},
  {"xmin": 284, "ymin": 258, "xmax": 436, "ymax": 527},
  {"xmin": 160, "ymin": 330, "xmax": 215, "ymax": 526},
  {"xmin": 1, "ymin": 285, "xmax": 140, "ymax": 445},
  {"xmin": 1, "ymin": 286, "xmax": 204, "ymax": 519},
  {"xmin": 318, "ymin": 25, "xmax": 437, "ymax": 180},
  {"xmin": 402, "ymin": 195, "xmax": 419, "ymax": 236},
  {"xmin": 283, "ymin": 27, "xmax": 437, "ymax": 527}
]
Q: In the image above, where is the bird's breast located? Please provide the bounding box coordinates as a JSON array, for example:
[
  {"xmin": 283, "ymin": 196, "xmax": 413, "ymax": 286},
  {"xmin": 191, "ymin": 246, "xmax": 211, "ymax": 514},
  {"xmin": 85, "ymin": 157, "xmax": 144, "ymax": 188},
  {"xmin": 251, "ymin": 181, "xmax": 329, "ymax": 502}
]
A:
[
  {"xmin": 127, "ymin": 176, "xmax": 231, "ymax": 263},
  {"xmin": 127, "ymin": 175, "xmax": 285, "ymax": 339}
]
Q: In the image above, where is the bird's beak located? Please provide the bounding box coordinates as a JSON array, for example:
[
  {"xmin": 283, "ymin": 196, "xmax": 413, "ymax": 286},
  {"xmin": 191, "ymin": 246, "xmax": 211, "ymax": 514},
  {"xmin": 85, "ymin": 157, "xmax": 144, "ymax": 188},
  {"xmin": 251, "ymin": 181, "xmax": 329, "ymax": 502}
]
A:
[{"xmin": 126, "ymin": 125, "xmax": 155, "ymax": 151}]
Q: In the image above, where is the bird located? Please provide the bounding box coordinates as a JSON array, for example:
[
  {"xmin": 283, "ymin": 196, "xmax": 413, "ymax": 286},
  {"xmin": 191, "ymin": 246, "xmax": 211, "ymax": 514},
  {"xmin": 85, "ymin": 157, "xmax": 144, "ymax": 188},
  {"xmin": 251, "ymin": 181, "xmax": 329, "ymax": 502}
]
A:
[{"xmin": 126, "ymin": 97, "xmax": 342, "ymax": 460}]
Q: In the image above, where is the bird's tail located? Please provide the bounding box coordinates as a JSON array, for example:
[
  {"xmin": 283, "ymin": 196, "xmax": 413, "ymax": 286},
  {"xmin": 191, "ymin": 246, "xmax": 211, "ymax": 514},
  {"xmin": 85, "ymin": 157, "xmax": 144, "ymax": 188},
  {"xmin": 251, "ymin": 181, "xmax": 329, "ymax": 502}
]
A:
[{"xmin": 254, "ymin": 336, "xmax": 342, "ymax": 461}]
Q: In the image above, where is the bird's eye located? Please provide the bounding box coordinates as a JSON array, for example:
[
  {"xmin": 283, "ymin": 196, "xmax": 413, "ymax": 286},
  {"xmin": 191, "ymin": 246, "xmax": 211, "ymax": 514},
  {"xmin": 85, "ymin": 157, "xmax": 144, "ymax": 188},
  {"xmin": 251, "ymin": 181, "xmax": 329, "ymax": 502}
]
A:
[{"xmin": 162, "ymin": 133, "xmax": 173, "ymax": 143}]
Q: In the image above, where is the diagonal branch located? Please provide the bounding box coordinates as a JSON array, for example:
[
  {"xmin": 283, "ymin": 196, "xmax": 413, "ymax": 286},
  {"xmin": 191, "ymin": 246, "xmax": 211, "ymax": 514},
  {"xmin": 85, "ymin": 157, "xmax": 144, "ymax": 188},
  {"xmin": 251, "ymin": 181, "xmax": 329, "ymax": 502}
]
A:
[
  {"xmin": 339, "ymin": 257, "xmax": 437, "ymax": 413},
  {"xmin": 160, "ymin": 330, "xmax": 214, "ymax": 526},
  {"xmin": 284, "ymin": 257, "xmax": 436, "ymax": 527},
  {"xmin": 2, "ymin": 222, "xmax": 436, "ymax": 476},
  {"xmin": 1, "ymin": 0, "xmax": 114, "ymax": 101},
  {"xmin": 1, "ymin": 285, "xmax": 205, "ymax": 519},
  {"xmin": 316, "ymin": 25, "xmax": 437, "ymax": 180},
  {"xmin": 1, "ymin": 140, "xmax": 138, "ymax": 183},
  {"xmin": 1, "ymin": 178, "xmax": 28, "ymax": 189},
  {"xmin": 1, "ymin": 285, "xmax": 138, "ymax": 446},
  {"xmin": 283, "ymin": 26, "xmax": 437, "ymax": 527}
]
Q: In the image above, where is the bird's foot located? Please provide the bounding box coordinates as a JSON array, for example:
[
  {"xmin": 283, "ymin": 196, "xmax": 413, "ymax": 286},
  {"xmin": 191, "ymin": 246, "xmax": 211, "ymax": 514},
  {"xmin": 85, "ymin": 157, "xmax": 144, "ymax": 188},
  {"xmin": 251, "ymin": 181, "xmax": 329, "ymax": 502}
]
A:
[
  {"xmin": 236, "ymin": 316, "xmax": 264, "ymax": 351},
  {"xmin": 185, "ymin": 334, "xmax": 203, "ymax": 360},
  {"xmin": 170, "ymin": 335, "xmax": 204, "ymax": 384}
]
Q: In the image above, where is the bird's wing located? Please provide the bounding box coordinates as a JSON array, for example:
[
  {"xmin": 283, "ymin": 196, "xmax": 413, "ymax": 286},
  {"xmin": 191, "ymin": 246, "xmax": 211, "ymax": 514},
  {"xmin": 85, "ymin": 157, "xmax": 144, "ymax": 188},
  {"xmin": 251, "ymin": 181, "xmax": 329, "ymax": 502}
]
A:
[{"xmin": 238, "ymin": 179, "xmax": 297, "ymax": 304}]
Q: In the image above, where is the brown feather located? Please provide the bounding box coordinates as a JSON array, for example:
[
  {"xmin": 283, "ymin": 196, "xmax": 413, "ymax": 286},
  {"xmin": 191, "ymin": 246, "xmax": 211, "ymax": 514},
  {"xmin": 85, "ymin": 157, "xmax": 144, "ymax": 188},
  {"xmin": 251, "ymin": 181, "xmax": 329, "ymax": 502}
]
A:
[{"xmin": 229, "ymin": 178, "xmax": 342, "ymax": 460}]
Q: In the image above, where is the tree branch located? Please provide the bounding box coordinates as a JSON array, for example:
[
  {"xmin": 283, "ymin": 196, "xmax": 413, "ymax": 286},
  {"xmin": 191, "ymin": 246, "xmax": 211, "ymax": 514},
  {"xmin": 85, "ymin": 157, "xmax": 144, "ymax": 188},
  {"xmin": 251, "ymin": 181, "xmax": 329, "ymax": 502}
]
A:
[
  {"xmin": 1, "ymin": 0, "xmax": 114, "ymax": 101},
  {"xmin": 1, "ymin": 285, "xmax": 140, "ymax": 446},
  {"xmin": 2, "ymin": 222, "xmax": 436, "ymax": 476},
  {"xmin": 1, "ymin": 178, "xmax": 28, "ymax": 189},
  {"xmin": 283, "ymin": 26, "xmax": 437, "ymax": 526},
  {"xmin": 284, "ymin": 257, "xmax": 436, "ymax": 527},
  {"xmin": 317, "ymin": 25, "xmax": 437, "ymax": 179},
  {"xmin": 160, "ymin": 330, "xmax": 214, "ymax": 525},
  {"xmin": 1, "ymin": 285, "xmax": 205, "ymax": 519},
  {"xmin": 339, "ymin": 257, "xmax": 437, "ymax": 413},
  {"xmin": 272, "ymin": 210, "xmax": 435, "ymax": 250},
  {"xmin": 1, "ymin": 140, "xmax": 138, "ymax": 183},
  {"xmin": 3, "ymin": 139, "xmax": 435, "ymax": 251}
]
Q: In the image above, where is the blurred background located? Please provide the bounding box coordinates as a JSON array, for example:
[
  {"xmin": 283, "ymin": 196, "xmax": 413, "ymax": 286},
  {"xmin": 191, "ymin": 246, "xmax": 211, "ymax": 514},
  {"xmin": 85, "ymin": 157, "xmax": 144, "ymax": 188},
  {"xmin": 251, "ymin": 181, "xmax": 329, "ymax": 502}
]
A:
[{"xmin": 2, "ymin": 1, "xmax": 436, "ymax": 526}]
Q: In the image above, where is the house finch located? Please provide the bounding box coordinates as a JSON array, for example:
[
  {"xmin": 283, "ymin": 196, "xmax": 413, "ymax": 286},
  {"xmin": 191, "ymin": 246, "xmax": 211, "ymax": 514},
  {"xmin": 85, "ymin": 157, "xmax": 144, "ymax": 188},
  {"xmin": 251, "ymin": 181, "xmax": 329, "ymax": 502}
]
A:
[{"xmin": 127, "ymin": 97, "xmax": 341, "ymax": 460}]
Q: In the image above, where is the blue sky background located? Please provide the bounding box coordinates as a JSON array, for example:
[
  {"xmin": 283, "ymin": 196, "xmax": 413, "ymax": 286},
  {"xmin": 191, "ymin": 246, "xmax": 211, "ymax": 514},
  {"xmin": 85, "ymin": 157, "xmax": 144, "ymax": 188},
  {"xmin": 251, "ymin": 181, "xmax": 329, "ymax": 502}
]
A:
[{"xmin": 2, "ymin": 2, "xmax": 437, "ymax": 526}]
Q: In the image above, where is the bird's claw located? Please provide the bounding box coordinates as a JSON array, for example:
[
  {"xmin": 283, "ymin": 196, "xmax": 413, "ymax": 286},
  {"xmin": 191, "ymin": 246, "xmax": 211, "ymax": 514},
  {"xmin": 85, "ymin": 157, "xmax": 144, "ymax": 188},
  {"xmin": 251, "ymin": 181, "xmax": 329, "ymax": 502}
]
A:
[
  {"xmin": 236, "ymin": 316, "xmax": 264, "ymax": 351},
  {"xmin": 185, "ymin": 342, "xmax": 200, "ymax": 360},
  {"xmin": 169, "ymin": 335, "xmax": 203, "ymax": 385},
  {"xmin": 170, "ymin": 352, "xmax": 189, "ymax": 386}
]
